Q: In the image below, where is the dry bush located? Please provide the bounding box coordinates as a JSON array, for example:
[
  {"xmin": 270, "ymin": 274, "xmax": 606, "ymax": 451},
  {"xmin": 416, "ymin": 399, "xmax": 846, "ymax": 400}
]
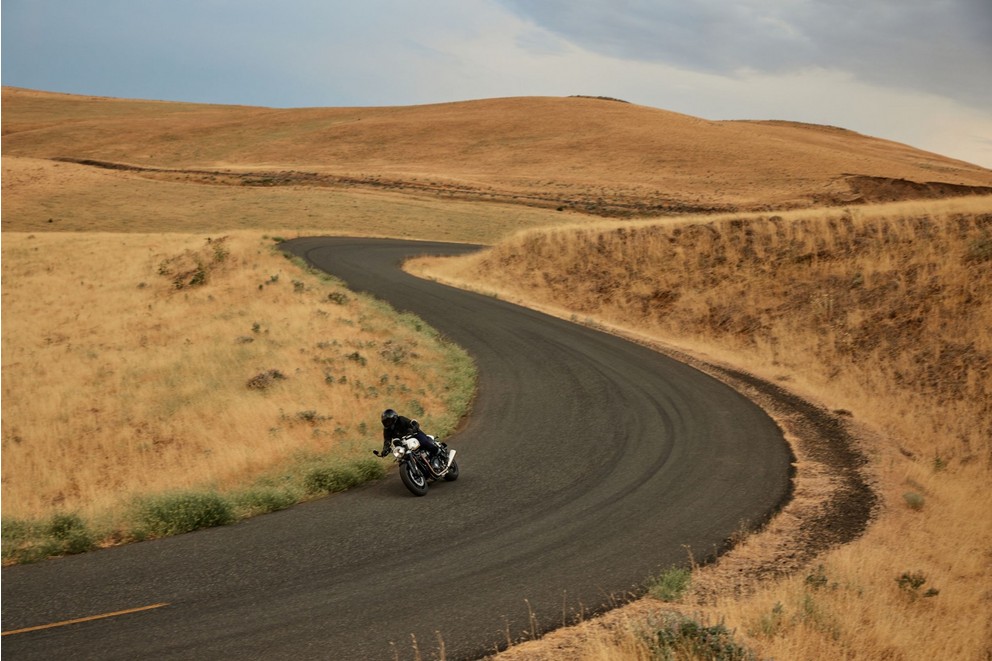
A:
[
  {"xmin": 1, "ymin": 231, "xmax": 473, "ymax": 525},
  {"xmin": 416, "ymin": 196, "xmax": 992, "ymax": 661}
]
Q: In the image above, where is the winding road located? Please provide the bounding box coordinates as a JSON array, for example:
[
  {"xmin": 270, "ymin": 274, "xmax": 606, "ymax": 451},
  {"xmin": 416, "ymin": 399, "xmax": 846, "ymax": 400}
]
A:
[{"xmin": 2, "ymin": 237, "xmax": 793, "ymax": 660}]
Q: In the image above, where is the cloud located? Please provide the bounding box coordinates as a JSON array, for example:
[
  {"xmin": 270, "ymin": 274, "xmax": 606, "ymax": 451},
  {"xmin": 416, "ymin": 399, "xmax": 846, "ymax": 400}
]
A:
[
  {"xmin": 0, "ymin": 0, "xmax": 533, "ymax": 107},
  {"xmin": 497, "ymin": 0, "xmax": 992, "ymax": 109}
]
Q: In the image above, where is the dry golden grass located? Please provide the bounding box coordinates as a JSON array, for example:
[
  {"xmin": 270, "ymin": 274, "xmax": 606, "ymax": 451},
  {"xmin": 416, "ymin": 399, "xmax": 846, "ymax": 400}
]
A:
[
  {"xmin": 1, "ymin": 231, "xmax": 470, "ymax": 522},
  {"xmin": 6, "ymin": 87, "xmax": 992, "ymax": 216},
  {"xmin": 415, "ymin": 196, "xmax": 992, "ymax": 660},
  {"xmin": 0, "ymin": 156, "xmax": 575, "ymax": 243},
  {"xmin": 416, "ymin": 196, "xmax": 992, "ymax": 458},
  {"xmin": 5, "ymin": 87, "xmax": 992, "ymax": 655}
]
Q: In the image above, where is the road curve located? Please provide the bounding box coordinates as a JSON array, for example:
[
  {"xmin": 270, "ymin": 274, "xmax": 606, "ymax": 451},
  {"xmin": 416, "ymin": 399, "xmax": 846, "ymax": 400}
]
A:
[{"xmin": 2, "ymin": 237, "xmax": 792, "ymax": 660}]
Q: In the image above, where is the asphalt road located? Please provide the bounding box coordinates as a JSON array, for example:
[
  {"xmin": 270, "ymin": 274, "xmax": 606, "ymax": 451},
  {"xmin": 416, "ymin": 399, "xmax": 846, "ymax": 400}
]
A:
[{"xmin": 2, "ymin": 237, "xmax": 792, "ymax": 660}]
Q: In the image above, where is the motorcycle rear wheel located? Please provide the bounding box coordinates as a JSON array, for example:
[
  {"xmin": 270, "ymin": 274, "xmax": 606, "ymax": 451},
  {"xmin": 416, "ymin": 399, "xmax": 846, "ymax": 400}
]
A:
[
  {"xmin": 400, "ymin": 460, "xmax": 429, "ymax": 496},
  {"xmin": 443, "ymin": 458, "xmax": 460, "ymax": 482}
]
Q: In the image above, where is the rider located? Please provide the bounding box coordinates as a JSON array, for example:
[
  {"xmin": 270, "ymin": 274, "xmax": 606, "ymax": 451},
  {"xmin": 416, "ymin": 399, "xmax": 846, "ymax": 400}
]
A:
[{"xmin": 374, "ymin": 408, "xmax": 441, "ymax": 460}]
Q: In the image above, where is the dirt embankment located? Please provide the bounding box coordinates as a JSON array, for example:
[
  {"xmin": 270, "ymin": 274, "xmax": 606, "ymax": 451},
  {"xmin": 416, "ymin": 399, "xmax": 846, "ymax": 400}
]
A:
[
  {"xmin": 825, "ymin": 174, "xmax": 992, "ymax": 205},
  {"xmin": 52, "ymin": 157, "xmax": 730, "ymax": 217},
  {"xmin": 53, "ymin": 157, "xmax": 992, "ymax": 218}
]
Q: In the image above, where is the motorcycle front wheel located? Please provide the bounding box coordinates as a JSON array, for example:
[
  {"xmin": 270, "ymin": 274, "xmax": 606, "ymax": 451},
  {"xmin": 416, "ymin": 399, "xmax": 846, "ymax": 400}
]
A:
[{"xmin": 400, "ymin": 460, "xmax": 429, "ymax": 496}]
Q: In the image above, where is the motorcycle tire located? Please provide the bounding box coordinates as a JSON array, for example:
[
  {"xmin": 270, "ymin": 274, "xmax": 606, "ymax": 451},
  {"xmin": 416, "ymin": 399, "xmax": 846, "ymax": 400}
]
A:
[
  {"xmin": 400, "ymin": 460, "xmax": 429, "ymax": 496},
  {"xmin": 443, "ymin": 458, "xmax": 460, "ymax": 482}
]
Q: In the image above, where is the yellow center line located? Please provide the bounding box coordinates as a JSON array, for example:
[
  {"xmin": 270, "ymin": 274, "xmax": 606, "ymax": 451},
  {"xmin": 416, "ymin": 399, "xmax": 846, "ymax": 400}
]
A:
[{"xmin": 2, "ymin": 602, "xmax": 170, "ymax": 636}]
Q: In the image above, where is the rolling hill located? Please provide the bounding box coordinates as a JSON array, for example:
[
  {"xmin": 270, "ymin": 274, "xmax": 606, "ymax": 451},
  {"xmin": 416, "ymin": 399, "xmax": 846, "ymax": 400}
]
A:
[
  {"xmin": 4, "ymin": 86, "xmax": 992, "ymax": 660},
  {"xmin": 4, "ymin": 86, "xmax": 991, "ymax": 216}
]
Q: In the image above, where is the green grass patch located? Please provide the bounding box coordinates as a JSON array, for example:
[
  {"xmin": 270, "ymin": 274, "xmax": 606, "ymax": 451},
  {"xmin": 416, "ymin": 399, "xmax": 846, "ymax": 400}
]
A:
[
  {"xmin": 648, "ymin": 565, "xmax": 692, "ymax": 602},
  {"xmin": 2, "ymin": 452, "xmax": 393, "ymax": 565},
  {"xmin": 230, "ymin": 486, "xmax": 300, "ymax": 517},
  {"xmin": 303, "ymin": 457, "xmax": 386, "ymax": 494},
  {"xmin": 1, "ymin": 449, "xmax": 398, "ymax": 565},
  {"xmin": 131, "ymin": 491, "xmax": 235, "ymax": 538},
  {"xmin": 2, "ymin": 512, "xmax": 97, "ymax": 564}
]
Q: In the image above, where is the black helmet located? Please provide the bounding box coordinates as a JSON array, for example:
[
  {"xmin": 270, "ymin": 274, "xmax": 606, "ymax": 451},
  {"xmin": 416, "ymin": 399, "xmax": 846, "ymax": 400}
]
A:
[{"xmin": 381, "ymin": 408, "xmax": 398, "ymax": 428}]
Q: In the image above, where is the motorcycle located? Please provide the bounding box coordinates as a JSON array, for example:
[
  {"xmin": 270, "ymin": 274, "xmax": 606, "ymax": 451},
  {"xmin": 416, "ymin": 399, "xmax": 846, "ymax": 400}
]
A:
[{"xmin": 387, "ymin": 434, "xmax": 459, "ymax": 496}]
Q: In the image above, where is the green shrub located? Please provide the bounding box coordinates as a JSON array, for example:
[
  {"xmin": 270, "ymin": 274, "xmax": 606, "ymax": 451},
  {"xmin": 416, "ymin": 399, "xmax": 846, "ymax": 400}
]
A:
[
  {"xmin": 647, "ymin": 614, "xmax": 755, "ymax": 661},
  {"xmin": 2, "ymin": 517, "xmax": 35, "ymax": 543},
  {"xmin": 304, "ymin": 465, "xmax": 359, "ymax": 494},
  {"xmin": 2, "ymin": 513, "xmax": 96, "ymax": 563},
  {"xmin": 295, "ymin": 409, "xmax": 319, "ymax": 424},
  {"xmin": 304, "ymin": 458, "xmax": 385, "ymax": 494},
  {"xmin": 45, "ymin": 512, "xmax": 97, "ymax": 555},
  {"xmin": 352, "ymin": 457, "xmax": 386, "ymax": 482},
  {"xmin": 133, "ymin": 491, "xmax": 234, "ymax": 537},
  {"xmin": 2, "ymin": 518, "xmax": 37, "ymax": 563},
  {"xmin": 903, "ymin": 491, "xmax": 925, "ymax": 510},
  {"xmin": 648, "ymin": 566, "xmax": 692, "ymax": 602},
  {"xmin": 233, "ymin": 487, "xmax": 298, "ymax": 516},
  {"xmin": 897, "ymin": 570, "xmax": 939, "ymax": 599}
]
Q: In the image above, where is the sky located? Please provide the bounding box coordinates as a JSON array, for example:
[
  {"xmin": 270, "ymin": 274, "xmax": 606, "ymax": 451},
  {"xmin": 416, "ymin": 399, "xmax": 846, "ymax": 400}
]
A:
[{"xmin": 3, "ymin": 0, "xmax": 991, "ymax": 168}]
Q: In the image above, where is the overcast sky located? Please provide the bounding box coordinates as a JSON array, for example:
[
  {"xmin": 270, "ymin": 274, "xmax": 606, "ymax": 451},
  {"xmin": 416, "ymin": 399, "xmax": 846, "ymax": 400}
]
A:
[{"xmin": 3, "ymin": 0, "xmax": 991, "ymax": 167}]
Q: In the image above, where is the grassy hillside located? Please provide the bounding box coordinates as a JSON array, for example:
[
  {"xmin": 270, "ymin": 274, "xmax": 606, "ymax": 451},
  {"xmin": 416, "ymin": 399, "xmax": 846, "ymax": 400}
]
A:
[
  {"xmin": 1, "ymin": 231, "xmax": 476, "ymax": 561},
  {"xmin": 416, "ymin": 196, "xmax": 992, "ymax": 660},
  {"xmin": 5, "ymin": 87, "xmax": 992, "ymax": 217},
  {"xmin": 0, "ymin": 155, "xmax": 572, "ymax": 242}
]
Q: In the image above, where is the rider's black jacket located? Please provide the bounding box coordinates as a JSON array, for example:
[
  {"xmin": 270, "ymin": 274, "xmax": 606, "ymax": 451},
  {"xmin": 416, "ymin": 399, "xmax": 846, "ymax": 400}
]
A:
[{"xmin": 381, "ymin": 415, "xmax": 421, "ymax": 455}]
